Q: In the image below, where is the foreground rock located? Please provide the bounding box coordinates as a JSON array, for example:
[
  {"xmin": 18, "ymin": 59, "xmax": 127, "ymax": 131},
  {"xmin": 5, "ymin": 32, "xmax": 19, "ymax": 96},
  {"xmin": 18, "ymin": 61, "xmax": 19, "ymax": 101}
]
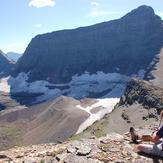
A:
[{"xmin": 0, "ymin": 125, "xmax": 162, "ymax": 163}]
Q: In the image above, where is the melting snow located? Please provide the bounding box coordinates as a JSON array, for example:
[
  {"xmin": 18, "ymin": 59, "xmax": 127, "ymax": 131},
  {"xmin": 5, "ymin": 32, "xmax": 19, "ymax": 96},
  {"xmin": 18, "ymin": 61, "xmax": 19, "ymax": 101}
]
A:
[
  {"xmin": 68, "ymin": 71, "xmax": 130, "ymax": 98},
  {"xmin": 0, "ymin": 77, "xmax": 10, "ymax": 93},
  {"xmin": 76, "ymin": 98, "xmax": 120, "ymax": 134},
  {"xmin": 0, "ymin": 70, "xmax": 145, "ymax": 103}
]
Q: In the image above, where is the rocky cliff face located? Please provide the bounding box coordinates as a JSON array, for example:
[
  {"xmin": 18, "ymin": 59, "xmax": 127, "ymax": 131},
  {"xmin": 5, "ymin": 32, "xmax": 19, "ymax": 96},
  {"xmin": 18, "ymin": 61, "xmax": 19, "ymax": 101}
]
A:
[
  {"xmin": 13, "ymin": 5, "xmax": 163, "ymax": 83},
  {"xmin": 118, "ymin": 78, "xmax": 163, "ymax": 112},
  {"xmin": 149, "ymin": 48, "xmax": 163, "ymax": 88},
  {"xmin": 0, "ymin": 50, "xmax": 14, "ymax": 76}
]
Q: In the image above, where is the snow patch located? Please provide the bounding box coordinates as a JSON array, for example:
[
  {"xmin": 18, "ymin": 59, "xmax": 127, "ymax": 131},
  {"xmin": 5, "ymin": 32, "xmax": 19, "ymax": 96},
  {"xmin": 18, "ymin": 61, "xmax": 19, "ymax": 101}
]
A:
[
  {"xmin": 68, "ymin": 71, "xmax": 130, "ymax": 98},
  {"xmin": 0, "ymin": 77, "xmax": 10, "ymax": 92},
  {"xmin": 6, "ymin": 73, "xmax": 64, "ymax": 102},
  {"xmin": 76, "ymin": 98, "xmax": 120, "ymax": 134},
  {"xmin": 0, "ymin": 70, "xmax": 145, "ymax": 103}
]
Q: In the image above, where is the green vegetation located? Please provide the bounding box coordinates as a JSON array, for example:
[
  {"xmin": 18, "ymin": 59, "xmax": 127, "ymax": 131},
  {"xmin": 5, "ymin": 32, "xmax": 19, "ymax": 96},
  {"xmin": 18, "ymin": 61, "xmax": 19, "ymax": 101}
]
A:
[{"xmin": 0, "ymin": 124, "xmax": 23, "ymax": 150}]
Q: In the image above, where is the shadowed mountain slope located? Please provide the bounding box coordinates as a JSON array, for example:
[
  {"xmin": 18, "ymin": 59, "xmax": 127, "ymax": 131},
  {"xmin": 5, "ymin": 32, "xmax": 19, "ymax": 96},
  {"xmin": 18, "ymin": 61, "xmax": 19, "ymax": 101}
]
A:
[
  {"xmin": 13, "ymin": 5, "xmax": 163, "ymax": 83},
  {"xmin": 0, "ymin": 50, "xmax": 14, "ymax": 76}
]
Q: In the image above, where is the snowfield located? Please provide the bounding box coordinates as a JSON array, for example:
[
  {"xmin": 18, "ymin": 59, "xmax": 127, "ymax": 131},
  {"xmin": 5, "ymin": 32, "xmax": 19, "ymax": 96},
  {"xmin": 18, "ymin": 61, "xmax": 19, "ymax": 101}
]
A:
[
  {"xmin": 76, "ymin": 98, "xmax": 120, "ymax": 134},
  {"xmin": 0, "ymin": 70, "xmax": 145, "ymax": 102},
  {"xmin": 0, "ymin": 76, "xmax": 10, "ymax": 92}
]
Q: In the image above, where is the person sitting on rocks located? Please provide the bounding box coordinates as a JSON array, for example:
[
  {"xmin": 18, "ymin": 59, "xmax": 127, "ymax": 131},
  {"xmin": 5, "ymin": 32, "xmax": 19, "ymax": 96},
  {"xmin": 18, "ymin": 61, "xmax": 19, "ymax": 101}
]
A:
[{"xmin": 130, "ymin": 110, "xmax": 163, "ymax": 158}]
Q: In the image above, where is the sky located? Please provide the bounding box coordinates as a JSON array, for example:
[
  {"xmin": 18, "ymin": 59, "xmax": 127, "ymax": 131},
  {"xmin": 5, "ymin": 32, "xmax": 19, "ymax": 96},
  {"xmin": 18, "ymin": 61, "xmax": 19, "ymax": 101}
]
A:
[{"xmin": 0, "ymin": 0, "xmax": 163, "ymax": 54}]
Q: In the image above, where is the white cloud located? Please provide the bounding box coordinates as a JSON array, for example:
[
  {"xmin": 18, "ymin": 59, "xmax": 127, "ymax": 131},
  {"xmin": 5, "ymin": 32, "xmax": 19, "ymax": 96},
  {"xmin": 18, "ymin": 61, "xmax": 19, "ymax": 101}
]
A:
[
  {"xmin": 34, "ymin": 24, "xmax": 42, "ymax": 28},
  {"xmin": 91, "ymin": 1, "xmax": 99, "ymax": 7},
  {"xmin": 156, "ymin": 12, "xmax": 163, "ymax": 17},
  {"xmin": 89, "ymin": 1, "xmax": 121, "ymax": 18},
  {"xmin": 29, "ymin": 0, "xmax": 55, "ymax": 8}
]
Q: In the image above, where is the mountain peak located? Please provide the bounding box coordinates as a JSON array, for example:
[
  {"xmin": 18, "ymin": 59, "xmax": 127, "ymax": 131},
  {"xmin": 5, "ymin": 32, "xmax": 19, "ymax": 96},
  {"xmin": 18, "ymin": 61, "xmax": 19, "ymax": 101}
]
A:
[
  {"xmin": 123, "ymin": 5, "xmax": 155, "ymax": 20},
  {"xmin": 13, "ymin": 5, "xmax": 163, "ymax": 84},
  {"xmin": 135, "ymin": 5, "xmax": 154, "ymax": 13}
]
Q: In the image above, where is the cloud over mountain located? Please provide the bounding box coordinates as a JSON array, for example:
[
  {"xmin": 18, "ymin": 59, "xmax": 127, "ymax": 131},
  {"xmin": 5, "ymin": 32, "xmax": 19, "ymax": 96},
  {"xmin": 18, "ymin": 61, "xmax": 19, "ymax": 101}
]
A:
[
  {"xmin": 29, "ymin": 0, "xmax": 55, "ymax": 8},
  {"xmin": 34, "ymin": 24, "xmax": 42, "ymax": 28}
]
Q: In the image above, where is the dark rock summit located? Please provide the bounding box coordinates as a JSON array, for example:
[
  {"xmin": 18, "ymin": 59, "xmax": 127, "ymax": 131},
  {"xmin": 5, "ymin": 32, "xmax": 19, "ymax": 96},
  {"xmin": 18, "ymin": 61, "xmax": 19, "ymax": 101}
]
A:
[
  {"xmin": 122, "ymin": 5, "xmax": 155, "ymax": 20},
  {"xmin": 13, "ymin": 5, "xmax": 163, "ymax": 83},
  {"xmin": 0, "ymin": 50, "xmax": 14, "ymax": 76},
  {"xmin": 119, "ymin": 78, "xmax": 163, "ymax": 111}
]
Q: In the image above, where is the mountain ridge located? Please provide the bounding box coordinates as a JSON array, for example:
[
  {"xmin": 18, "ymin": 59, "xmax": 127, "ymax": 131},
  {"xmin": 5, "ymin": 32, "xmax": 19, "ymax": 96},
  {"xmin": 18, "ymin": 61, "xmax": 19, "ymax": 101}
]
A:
[
  {"xmin": 0, "ymin": 50, "xmax": 14, "ymax": 76},
  {"xmin": 13, "ymin": 5, "xmax": 163, "ymax": 84}
]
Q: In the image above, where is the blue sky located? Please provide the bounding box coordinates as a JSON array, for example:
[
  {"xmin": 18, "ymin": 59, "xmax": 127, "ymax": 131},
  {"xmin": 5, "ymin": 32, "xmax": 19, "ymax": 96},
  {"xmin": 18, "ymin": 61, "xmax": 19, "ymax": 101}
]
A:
[{"xmin": 1, "ymin": 0, "xmax": 163, "ymax": 54}]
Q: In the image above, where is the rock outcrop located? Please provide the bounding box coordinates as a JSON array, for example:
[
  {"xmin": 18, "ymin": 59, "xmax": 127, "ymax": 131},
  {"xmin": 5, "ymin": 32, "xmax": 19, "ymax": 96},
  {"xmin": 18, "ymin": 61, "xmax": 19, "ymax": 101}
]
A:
[
  {"xmin": 13, "ymin": 5, "xmax": 163, "ymax": 83},
  {"xmin": 118, "ymin": 78, "xmax": 163, "ymax": 112},
  {"xmin": 0, "ymin": 50, "xmax": 14, "ymax": 76}
]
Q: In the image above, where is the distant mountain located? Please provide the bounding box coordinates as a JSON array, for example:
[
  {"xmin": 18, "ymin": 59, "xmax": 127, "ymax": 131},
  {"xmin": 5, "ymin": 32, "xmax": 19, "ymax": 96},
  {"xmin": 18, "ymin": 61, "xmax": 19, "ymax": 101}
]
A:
[
  {"xmin": 0, "ymin": 50, "xmax": 14, "ymax": 76},
  {"xmin": 6, "ymin": 52, "xmax": 21, "ymax": 62},
  {"xmin": 13, "ymin": 5, "xmax": 163, "ymax": 84}
]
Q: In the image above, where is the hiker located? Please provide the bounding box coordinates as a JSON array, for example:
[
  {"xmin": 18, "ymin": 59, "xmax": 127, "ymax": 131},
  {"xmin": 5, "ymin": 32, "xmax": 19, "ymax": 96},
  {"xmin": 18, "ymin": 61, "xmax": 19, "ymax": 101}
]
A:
[{"xmin": 130, "ymin": 110, "xmax": 163, "ymax": 157}]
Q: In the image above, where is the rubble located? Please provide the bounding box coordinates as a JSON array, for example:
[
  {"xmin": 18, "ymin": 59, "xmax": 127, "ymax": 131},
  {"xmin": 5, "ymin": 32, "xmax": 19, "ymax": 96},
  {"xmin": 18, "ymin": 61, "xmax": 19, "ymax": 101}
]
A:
[{"xmin": 0, "ymin": 125, "xmax": 162, "ymax": 163}]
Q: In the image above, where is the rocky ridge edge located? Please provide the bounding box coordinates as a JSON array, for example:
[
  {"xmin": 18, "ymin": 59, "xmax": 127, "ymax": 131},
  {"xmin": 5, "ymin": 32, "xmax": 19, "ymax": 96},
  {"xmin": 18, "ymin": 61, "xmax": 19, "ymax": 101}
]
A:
[{"xmin": 0, "ymin": 125, "xmax": 161, "ymax": 163}]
